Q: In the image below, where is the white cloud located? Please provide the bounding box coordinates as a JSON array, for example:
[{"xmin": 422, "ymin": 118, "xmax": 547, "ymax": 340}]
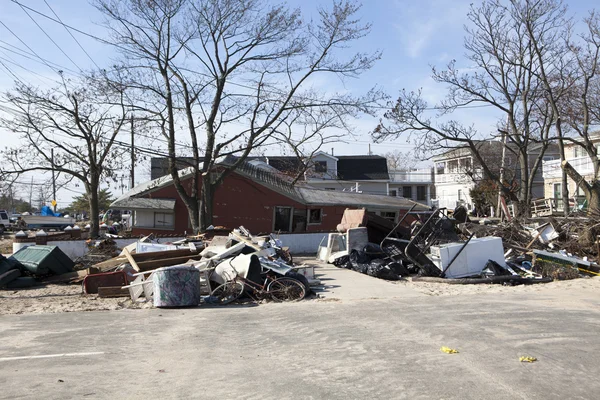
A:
[{"xmin": 394, "ymin": 0, "xmax": 471, "ymax": 59}]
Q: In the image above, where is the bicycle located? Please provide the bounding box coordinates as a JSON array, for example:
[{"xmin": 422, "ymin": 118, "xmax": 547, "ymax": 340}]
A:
[{"xmin": 210, "ymin": 258, "xmax": 306, "ymax": 305}]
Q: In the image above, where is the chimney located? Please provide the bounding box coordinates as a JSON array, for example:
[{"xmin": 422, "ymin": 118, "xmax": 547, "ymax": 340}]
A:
[{"xmin": 331, "ymin": 147, "xmax": 334, "ymax": 156}]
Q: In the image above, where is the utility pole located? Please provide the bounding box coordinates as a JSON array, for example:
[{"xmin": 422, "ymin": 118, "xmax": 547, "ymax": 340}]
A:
[
  {"xmin": 497, "ymin": 118, "xmax": 508, "ymax": 220},
  {"xmin": 51, "ymin": 148, "xmax": 57, "ymax": 213},
  {"xmin": 29, "ymin": 176, "xmax": 33, "ymax": 212},
  {"xmin": 130, "ymin": 114, "xmax": 135, "ymax": 189}
]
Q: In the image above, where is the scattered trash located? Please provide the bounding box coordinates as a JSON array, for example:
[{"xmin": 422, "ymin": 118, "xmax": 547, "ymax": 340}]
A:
[
  {"xmin": 324, "ymin": 206, "xmax": 599, "ymax": 285},
  {"xmin": 441, "ymin": 347, "xmax": 459, "ymax": 354},
  {"xmin": 519, "ymin": 356, "xmax": 537, "ymax": 363}
]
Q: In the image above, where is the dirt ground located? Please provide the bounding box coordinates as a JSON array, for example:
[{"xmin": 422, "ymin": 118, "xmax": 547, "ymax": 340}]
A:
[
  {"xmin": 397, "ymin": 275, "xmax": 600, "ymax": 296},
  {"xmin": 0, "ymin": 237, "xmax": 13, "ymax": 255},
  {"xmin": 0, "ymin": 284, "xmax": 153, "ymax": 315},
  {"xmin": 2, "ymin": 267, "xmax": 599, "ymax": 315}
]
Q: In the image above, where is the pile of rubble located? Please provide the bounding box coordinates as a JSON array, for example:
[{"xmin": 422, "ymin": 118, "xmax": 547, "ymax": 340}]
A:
[
  {"xmin": 0, "ymin": 227, "xmax": 315, "ymax": 308},
  {"xmin": 321, "ymin": 207, "xmax": 600, "ymax": 284}
]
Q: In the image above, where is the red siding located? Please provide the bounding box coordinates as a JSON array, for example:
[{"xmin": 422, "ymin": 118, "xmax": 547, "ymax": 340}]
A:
[{"xmin": 131, "ymin": 172, "xmax": 401, "ymax": 235}]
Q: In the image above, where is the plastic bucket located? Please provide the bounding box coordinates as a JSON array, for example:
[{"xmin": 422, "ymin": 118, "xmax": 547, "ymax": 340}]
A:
[{"xmin": 153, "ymin": 266, "xmax": 201, "ymax": 307}]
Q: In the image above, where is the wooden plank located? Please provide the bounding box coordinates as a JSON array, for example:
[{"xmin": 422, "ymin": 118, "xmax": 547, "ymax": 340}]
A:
[
  {"xmin": 136, "ymin": 254, "xmax": 204, "ymax": 272},
  {"xmin": 132, "ymin": 248, "xmax": 203, "ymax": 261},
  {"xmin": 98, "ymin": 286, "xmax": 130, "ymax": 298},
  {"xmin": 92, "ymin": 256, "xmax": 127, "ymax": 272},
  {"xmin": 122, "ymin": 248, "xmax": 140, "ymax": 272},
  {"xmin": 230, "ymin": 231, "xmax": 262, "ymax": 251}
]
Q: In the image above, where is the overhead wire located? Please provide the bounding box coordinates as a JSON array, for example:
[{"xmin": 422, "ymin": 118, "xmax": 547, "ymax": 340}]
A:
[
  {"xmin": 8, "ymin": 0, "xmax": 501, "ymax": 114},
  {"xmin": 16, "ymin": 2, "xmax": 82, "ymax": 72},
  {"xmin": 43, "ymin": 0, "xmax": 101, "ymax": 70},
  {"xmin": 0, "ymin": 20, "xmax": 60, "ymax": 74}
]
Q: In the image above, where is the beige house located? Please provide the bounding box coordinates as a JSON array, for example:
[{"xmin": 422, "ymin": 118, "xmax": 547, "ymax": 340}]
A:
[{"xmin": 542, "ymin": 136, "xmax": 600, "ymax": 209}]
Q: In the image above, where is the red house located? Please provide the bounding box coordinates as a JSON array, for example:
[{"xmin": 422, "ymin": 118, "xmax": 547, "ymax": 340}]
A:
[{"xmin": 111, "ymin": 159, "xmax": 429, "ymax": 235}]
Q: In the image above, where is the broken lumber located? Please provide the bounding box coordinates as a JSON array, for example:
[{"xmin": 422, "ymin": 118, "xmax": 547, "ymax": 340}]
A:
[
  {"xmin": 136, "ymin": 254, "xmax": 204, "ymax": 272},
  {"xmin": 98, "ymin": 286, "xmax": 130, "ymax": 298},
  {"xmin": 122, "ymin": 248, "xmax": 140, "ymax": 272},
  {"xmin": 230, "ymin": 231, "xmax": 262, "ymax": 251}
]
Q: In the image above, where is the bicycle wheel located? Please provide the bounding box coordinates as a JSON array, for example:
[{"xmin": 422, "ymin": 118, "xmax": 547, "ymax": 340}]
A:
[
  {"xmin": 210, "ymin": 281, "xmax": 244, "ymax": 305},
  {"xmin": 267, "ymin": 277, "xmax": 306, "ymax": 302}
]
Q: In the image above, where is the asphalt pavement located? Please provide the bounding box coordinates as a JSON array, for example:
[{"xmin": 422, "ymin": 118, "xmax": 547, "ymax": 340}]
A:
[{"xmin": 1, "ymin": 267, "xmax": 600, "ymax": 399}]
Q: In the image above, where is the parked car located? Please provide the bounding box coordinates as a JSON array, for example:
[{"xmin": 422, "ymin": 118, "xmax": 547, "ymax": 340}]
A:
[{"xmin": 0, "ymin": 210, "xmax": 10, "ymax": 234}]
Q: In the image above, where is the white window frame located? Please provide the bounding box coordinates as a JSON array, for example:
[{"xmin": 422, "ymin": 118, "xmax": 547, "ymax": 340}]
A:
[{"xmin": 153, "ymin": 212, "xmax": 175, "ymax": 229}]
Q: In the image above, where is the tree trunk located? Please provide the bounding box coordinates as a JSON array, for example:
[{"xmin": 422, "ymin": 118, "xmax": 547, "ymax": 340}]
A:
[
  {"xmin": 561, "ymin": 161, "xmax": 600, "ymax": 215},
  {"xmin": 187, "ymin": 198, "xmax": 200, "ymax": 235},
  {"xmin": 88, "ymin": 187, "xmax": 100, "ymax": 238},
  {"xmin": 199, "ymin": 177, "xmax": 214, "ymax": 232},
  {"xmin": 517, "ymin": 153, "xmax": 531, "ymax": 217}
]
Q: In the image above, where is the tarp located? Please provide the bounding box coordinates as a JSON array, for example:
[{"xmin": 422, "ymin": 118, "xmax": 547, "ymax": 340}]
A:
[{"xmin": 40, "ymin": 206, "xmax": 60, "ymax": 217}]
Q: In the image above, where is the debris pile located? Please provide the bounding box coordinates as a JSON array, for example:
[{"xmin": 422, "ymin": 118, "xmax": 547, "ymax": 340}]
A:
[
  {"xmin": 323, "ymin": 207, "xmax": 600, "ymax": 284},
  {"xmin": 1, "ymin": 226, "xmax": 313, "ymax": 309}
]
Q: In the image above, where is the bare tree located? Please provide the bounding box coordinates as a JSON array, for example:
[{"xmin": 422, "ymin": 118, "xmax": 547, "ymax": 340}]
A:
[
  {"xmin": 95, "ymin": 0, "xmax": 382, "ymax": 232},
  {"xmin": 559, "ymin": 12, "xmax": 600, "ymax": 213},
  {"xmin": 513, "ymin": 0, "xmax": 600, "ymax": 214},
  {"xmin": 373, "ymin": 0, "xmax": 555, "ymax": 216},
  {"xmin": 383, "ymin": 149, "xmax": 419, "ymax": 171},
  {"xmin": 0, "ymin": 76, "xmax": 128, "ymax": 236}
]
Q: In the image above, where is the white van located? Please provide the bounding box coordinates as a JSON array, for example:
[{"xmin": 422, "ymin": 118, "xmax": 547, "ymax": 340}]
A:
[{"xmin": 0, "ymin": 210, "xmax": 9, "ymax": 234}]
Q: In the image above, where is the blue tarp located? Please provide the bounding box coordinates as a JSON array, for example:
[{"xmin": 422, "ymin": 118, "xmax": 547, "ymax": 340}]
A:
[{"xmin": 40, "ymin": 206, "xmax": 60, "ymax": 217}]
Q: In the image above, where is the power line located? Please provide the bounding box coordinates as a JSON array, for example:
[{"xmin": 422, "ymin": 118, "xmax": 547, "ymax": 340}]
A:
[
  {"xmin": 0, "ymin": 20, "xmax": 60, "ymax": 74},
  {"xmin": 0, "ymin": 40, "xmax": 82, "ymax": 77},
  {"xmin": 8, "ymin": 0, "xmax": 500, "ymax": 114},
  {"xmin": 16, "ymin": 2, "xmax": 82, "ymax": 72},
  {"xmin": 0, "ymin": 54, "xmax": 63, "ymax": 85},
  {"xmin": 43, "ymin": 0, "xmax": 100, "ymax": 70}
]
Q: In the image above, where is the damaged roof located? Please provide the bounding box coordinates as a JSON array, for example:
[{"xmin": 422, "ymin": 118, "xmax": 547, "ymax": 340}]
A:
[{"xmin": 112, "ymin": 156, "xmax": 427, "ymax": 211}]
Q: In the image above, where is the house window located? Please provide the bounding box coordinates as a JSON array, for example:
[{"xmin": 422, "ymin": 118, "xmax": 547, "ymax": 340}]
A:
[
  {"xmin": 314, "ymin": 161, "xmax": 327, "ymax": 173},
  {"xmin": 417, "ymin": 186, "xmax": 427, "ymax": 201},
  {"xmin": 574, "ymin": 146, "xmax": 584, "ymax": 158},
  {"xmin": 389, "ymin": 189, "xmax": 397, "ymax": 197},
  {"xmin": 403, "ymin": 186, "xmax": 412, "ymax": 199},
  {"xmin": 381, "ymin": 211, "xmax": 397, "ymax": 223},
  {"xmin": 436, "ymin": 162, "xmax": 445, "ymax": 174},
  {"xmin": 553, "ymin": 183, "xmax": 563, "ymax": 210},
  {"xmin": 463, "ymin": 158, "xmax": 472, "ymax": 171},
  {"xmin": 447, "ymin": 160, "xmax": 459, "ymax": 173},
  {"xmin": 274, "ymin": 206, "xmax": 292, "ymax": 232},
  {"xmin": 153, "ymin": 212, "xmax": 174, "ymax": 228},
  {"xmin": 308, "ymin": 208, "xmax": 322, "ymax": 224}
]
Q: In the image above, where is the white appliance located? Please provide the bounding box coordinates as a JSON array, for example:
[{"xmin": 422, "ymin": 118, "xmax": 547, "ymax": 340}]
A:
[{"xmin": 429, "ymin": 237, "xmax": 505, "ymax": 278}]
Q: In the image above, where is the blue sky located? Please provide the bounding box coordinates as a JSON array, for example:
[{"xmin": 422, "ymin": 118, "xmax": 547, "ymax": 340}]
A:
[{"xmin": 0, "ymin": 0, "xmax": 596, "ymax": 205}]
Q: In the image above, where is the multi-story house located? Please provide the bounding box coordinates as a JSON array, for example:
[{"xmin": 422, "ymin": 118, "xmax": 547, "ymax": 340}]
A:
[
  {"xmin": 433, "ymin": 141, "xmax": 558, "ymax": 211},
  {"xmin": 388, "ymin": 168, "xmax": 435, "ymax": 207},
  {"xmin": 542, "ymin": 135, "xmax": 600, "ymax": 210}
]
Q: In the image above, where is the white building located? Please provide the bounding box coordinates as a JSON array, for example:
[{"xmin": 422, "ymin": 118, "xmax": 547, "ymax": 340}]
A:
[{"xmin": 432, "ymin": 142, "xmax": 557, "ymax": 211}]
